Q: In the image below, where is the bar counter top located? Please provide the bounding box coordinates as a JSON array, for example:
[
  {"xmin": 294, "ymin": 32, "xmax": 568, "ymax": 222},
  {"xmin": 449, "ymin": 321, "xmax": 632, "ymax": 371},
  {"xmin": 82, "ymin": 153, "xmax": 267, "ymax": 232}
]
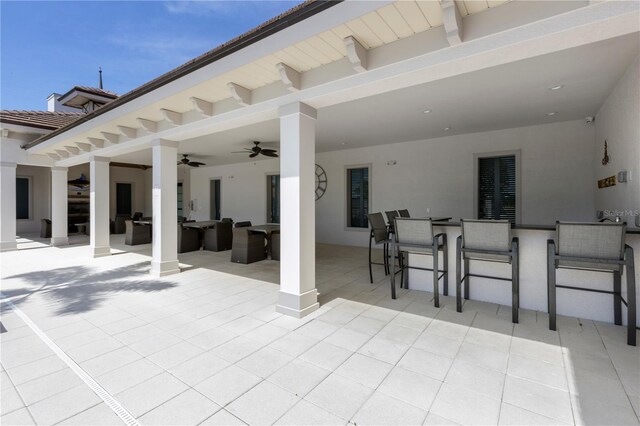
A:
[{"xmin": 431, "ymin": 220, "xmax": 640, "ymax": 234}]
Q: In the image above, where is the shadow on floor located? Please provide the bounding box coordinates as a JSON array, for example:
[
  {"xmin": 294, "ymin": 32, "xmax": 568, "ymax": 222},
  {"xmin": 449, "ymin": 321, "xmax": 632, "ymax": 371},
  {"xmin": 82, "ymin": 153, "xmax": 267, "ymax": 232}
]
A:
[{"xmin": 2, "ymin": 262, "xmax": 177, "ymax": 316}]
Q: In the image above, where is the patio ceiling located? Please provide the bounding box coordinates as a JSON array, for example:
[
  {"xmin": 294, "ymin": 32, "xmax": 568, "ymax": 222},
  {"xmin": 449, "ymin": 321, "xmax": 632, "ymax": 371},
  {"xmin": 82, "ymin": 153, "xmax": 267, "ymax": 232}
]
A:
[{"xmin": 112, "ymin": 33, "xmax": 639, "ymax": 167}]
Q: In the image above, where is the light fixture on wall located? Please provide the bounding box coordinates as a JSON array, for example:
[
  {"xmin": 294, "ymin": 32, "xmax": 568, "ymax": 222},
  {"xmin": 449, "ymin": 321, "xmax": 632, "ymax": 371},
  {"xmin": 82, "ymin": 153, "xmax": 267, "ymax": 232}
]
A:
[
  {"xmin": 602, "ymin": 140, "xmax": 610, "ymax": 165},
  {"xmin": 386, "ymin": 160, "xmax": 397, "ymax": 166}
]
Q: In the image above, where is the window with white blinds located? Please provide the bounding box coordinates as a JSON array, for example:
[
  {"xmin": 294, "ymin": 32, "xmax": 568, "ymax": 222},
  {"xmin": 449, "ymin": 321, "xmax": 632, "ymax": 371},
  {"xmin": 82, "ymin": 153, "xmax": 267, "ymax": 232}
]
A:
[{"xmin": 478, "ymin": 155, "xmax": 517, "ymax": 223}]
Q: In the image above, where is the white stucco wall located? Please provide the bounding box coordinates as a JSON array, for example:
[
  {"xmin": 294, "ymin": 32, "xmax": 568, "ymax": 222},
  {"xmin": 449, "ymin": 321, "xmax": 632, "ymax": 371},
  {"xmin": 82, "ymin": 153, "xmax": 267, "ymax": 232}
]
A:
[
  {"xmin": 594, "ymin": 55, "xmax": 640, "ymax": 223},
  {"xmin": 190, "ymin": 119, "xmax": 596, "ymax": 247},
  {"xmin": 15, "ymin": 165, "xmax": 51, "ymax": 234}
]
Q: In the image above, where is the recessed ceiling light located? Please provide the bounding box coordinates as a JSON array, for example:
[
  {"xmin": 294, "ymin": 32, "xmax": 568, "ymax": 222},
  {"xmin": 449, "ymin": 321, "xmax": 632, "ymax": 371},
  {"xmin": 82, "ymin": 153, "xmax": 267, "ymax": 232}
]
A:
[
  {"xmin": 423, "ymin": 109, "xmax": 432, "ymax": 114},
  {"xmin": 549, "ymin": 84, "xmax": 564, "ymax": 91},
  {"xmin": 546, "ymin": 112, "xmax": 557, "ymax": 116},
  {"xmin": 443, "ymin": 127, "xmax": 451, "ymax": 131}
]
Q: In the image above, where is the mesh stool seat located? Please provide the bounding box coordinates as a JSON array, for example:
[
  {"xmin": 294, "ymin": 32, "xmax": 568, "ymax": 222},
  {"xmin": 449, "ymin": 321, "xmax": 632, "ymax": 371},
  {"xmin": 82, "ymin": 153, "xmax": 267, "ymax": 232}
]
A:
[
  {"xmin": 456, "ymin": 219, "xmax": 519, "ymax": 323},
  {"xmin": 398, "ymin": 209, "xmax": 410, "ymax": 218},
  {"xmin": 548, "ymin": 221, "xmax": 635, "ymax": 346},
  {"xmin": 391, "ymin": 218, "xmax": 448, "ymax": 307},
  {"xmin": 367, "ymin": 213, "xmax": 391, "ymax": 283}
]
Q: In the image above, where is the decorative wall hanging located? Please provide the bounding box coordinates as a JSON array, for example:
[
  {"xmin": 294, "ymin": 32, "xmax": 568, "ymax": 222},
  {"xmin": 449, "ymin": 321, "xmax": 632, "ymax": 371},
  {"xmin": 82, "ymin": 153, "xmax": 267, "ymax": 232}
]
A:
[
  {"xmin": 597, "ymin": 175, "xmax": 616, "ymax": 189},
  {"xmin": 315, "ymin": 164, "xmax": 327, "ymax": 201},
  {"xmin": 601, "ymin": 140, "xmax": 610, "ymax": 165}
]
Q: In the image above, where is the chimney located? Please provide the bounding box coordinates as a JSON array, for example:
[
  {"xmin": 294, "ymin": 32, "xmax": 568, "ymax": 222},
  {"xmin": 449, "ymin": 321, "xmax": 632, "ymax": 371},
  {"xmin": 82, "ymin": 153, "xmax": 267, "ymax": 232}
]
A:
[{"xmin": 47, "ymin": 93, "xmax": 79, "ymax": 113}]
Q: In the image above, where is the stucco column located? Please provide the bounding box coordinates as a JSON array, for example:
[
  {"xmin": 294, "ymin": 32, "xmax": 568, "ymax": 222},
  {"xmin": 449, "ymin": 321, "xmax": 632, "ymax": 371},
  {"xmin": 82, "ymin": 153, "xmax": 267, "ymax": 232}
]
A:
[
  {"xmin": 50, "ymin": 167, "xmax": 68, "ymax": 246},
  {"xmin": 90, "ymin": 157, "xmax": 111, "ymax": 257},
  {"xmin": 276, "ymin": 102, "xmax": 319, "ymax": 318},
  {"xmin": 151, "ymin": 139, "xmax": 179, "ymax": 276},
  {"xmin": 0, "ymin": 162, "xmax": 17, "ymax": 251}
]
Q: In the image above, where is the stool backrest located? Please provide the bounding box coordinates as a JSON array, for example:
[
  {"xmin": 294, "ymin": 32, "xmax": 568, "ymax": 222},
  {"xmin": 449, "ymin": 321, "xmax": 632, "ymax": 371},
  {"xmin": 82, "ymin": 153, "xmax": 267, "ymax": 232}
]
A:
[
  {"xmin": 398, "ymin": 209, "xmax": 410, "ymax": 218},
  {"xmin": 235, "ymin": 221, "xmax": 252, "ymax": 228},
  {"xmin": 367, "ymin": 213, "xmax": 389, "ymax": 243},
  {"xmin": 556, "ymin": 222, "xmax": 625, "ymax": 260},
  {"xmin": 385, "ymin": 210, "xmax": 399, "ymax": 225},
  {"xmin": 395, "ymin": 218, "xmax": 433, "ymax": 246},
  {"xmin": 462, "ymin": 219, "xmax": 511, "ymax": 251}
]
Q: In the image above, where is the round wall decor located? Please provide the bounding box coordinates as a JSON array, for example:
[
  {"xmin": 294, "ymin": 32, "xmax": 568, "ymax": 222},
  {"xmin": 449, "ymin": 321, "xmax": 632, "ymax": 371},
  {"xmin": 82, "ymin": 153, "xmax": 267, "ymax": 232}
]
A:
[{"xmin": 315, "ymin": 164, "xmax": 327, "ymax": 201}]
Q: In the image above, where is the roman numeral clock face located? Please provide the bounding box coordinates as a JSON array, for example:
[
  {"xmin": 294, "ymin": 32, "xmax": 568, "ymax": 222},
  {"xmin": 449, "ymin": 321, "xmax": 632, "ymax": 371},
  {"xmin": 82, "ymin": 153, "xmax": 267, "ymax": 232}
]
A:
[{"xmin": 315, "ymin": 164, "xmax": 327, "ymax": 201}]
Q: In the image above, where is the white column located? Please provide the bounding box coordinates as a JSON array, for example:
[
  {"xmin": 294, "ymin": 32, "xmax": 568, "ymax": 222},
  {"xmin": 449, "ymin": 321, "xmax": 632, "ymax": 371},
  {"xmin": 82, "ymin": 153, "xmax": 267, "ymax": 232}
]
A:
[
  {"xmin": 90, "ymin": 157, "xmax": 111, "ymax": 257},
  {"xmin": 50, "ymin": 167, "xmax": 68, "ymax": 246},
  {"xmin": 0, "ymin": 162, "xmax": 17, "ymax": 251},
  {"xmin": 276, "ymin": 102, "xmax": 319, "ymax": 318},
  {"xmin": 151, "ymin": 139, "xmax": 179, "ymax": 277}
]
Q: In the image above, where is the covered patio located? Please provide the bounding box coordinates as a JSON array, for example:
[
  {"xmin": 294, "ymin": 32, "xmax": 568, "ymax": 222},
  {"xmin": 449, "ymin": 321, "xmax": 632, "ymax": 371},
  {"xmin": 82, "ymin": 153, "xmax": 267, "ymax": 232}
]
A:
[{"xmin": 1, "ymin": 0, "xmax": 639, "ymax": 424}]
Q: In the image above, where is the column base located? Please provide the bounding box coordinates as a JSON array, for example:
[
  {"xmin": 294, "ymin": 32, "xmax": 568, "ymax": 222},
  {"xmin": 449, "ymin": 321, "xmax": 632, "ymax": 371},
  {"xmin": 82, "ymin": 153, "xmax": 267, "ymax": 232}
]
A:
[
  {"xmin": 92, "ymin": 246, "xmax": 111, "ymax": 258},
  {"xmin": 51, "ymin": 237, "xmax": 69, "ymax": 247},
  {"xmin": 0, "ymin": 241, "xmax": 17, "ymax": 252},
  {"xmin": 276, "ymin": 289, "xmax": 319, "ymax": 318},
  {"xmin": 151, "ymin": 260, "xmax": 180, "ymax": 277}
]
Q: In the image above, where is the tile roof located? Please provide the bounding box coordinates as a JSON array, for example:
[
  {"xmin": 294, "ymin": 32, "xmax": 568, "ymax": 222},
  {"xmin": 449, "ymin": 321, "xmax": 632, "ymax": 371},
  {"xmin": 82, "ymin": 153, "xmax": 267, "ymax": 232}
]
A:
[
  {"xmin": 23, "ymin": 0, "xmax": 338, "ymax": 149},
  {"xmin": 60, "ymin": 86, "xmax": 118, "ymax": 100},
  {"xmin": 0, "ymin": 110, "xmax": 85, "ymax": 131}
]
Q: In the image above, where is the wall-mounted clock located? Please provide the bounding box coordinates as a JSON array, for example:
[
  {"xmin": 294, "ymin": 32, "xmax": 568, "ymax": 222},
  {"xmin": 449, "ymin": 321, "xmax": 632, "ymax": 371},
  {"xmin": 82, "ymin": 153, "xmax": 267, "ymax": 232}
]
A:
[{"xmin": 315, "ymin": 164, "xmax": 327, "ymax": 201}]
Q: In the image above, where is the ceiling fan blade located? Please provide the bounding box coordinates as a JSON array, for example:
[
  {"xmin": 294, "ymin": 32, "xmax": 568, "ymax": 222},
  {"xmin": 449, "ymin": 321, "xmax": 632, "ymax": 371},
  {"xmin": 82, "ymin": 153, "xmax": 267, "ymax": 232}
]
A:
[
  {"xmin": 261, "ymin": 151, "xmax": 279, "ymax": 158},
  {"xmin": 190, "ymin": 161, "xmax": 205, "ymax": 166},
  {"xmin": 261, "ymin": 149, "xmax": 277, "ymax": 154},
  {"xmin": 230, "ymin": 151, "xmax": 248, "ymax": 154},
  {"xmin": 249, "ymin": 152, "xmax": 259, "ymax": 158},
  {"xmin": 177, "ymin": 161, "xmax": 182, "ymax": 165}
]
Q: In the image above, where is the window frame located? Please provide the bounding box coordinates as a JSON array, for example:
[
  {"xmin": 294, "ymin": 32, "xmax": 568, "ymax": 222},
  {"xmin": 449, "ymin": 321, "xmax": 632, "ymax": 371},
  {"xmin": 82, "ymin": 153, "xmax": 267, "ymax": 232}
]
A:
[
  {"xmin": 473, "ymin": 150, "xmax": 521, "ymax": 224},
  {"xmin": 345, "ymin": 164, "xmax": 371, "ymax": 231},
  {"xmin": 16, "ymin": 175, "xmax": 32, "ymax": 221}
]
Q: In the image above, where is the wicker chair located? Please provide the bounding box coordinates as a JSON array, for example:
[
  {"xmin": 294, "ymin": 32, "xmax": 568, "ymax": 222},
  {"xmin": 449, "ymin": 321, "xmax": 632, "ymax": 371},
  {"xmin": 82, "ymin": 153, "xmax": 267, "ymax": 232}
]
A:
[
  {"xmin": 114, "ymin": 214, "xmax": 130, "ymax": 234},
  {"xmin": 124, "ymin": 220, "xmax": 151, "ymax": 245},
  {"xmin": 178, "ymin": 224, "xmax": 200, "ymax": 253},
  {"xmin": 231, "ymin": 228, "xmax": 266, "ymax": 264},
  {"xmin": 271, "ymin": 230, "xmax": 280, "ymax": 261},
  {"xmin": 367, "ymin": 213, "xmax": 391, "ymax": 283},
  {"xmin": 204, "ymin": 221, "xmax": 233, "ymax": 252},
  {"xmin": 40, "ymin": 219, "xmax": 52, "ymax": 238},
  {"xmin": 391, "ymin": 218, "xmax": 448, "ymax": 307},
  {"xmin": 456, "ymin": 219, "xmax": 519, "ymax": 323},
  {"xmin": 235, "ymin": 221, "xmax": 252, "ymax": 228},
  {"xmin": 548, "ymin": 222, "xmax": 635, "ymax": 346},
  {"xmin": 398, "ymin": 209, "xmax": 410, "ymax": 218}
]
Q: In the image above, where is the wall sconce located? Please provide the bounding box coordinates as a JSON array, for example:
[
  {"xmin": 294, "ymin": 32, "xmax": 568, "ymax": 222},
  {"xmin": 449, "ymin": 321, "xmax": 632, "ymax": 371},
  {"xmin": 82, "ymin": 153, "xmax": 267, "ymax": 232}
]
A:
[
  {"xmin": 386, "ymin": 160, "xmax": 397, "ymax": 166},
  {"xmin": 601, "ymin": 140, "xmax": 610, "ymax": 165}
]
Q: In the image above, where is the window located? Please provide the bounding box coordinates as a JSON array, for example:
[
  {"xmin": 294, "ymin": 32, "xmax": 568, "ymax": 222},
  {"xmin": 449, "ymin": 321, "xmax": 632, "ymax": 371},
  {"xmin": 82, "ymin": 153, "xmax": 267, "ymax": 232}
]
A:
[
  {"xmin": 177, "ymin": 182, "xmax": 184, "ymax": 219},
  {"xmin": 477, "ymin": 155, "xmax": 517, "ymax": 222},
  {"xmin": 116, "ymin": 183, "xmax": 132, "ymax": 216},
  {"xmin": 266, "ymin": 175, "xmax": 280, "ymax": 224},
  {"xmin": 16, "ymin": 177, "xmax": 30, "ymax": 220},
  {"xmin": 347, "ymin": 166, "xmax": 369, "ymax": 228}
]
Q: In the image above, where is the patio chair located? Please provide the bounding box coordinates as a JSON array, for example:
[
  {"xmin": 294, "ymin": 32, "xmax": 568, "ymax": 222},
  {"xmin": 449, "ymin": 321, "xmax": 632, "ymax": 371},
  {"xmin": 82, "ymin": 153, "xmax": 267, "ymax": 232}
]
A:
[
  {"xmin": 40, "ymin": 219, "xmax": 51, "ymax": 238},
  {"xmin": 231, "ymin": 228, "xmax": 266, "ymax": 264},
  {"xmin": 385, "ymin": 211, "xmax": 399, "ymax": 233},
  {"xmin": 204, "ymin": 221, "xmax": 233, "ymax": 252},
  {"xmin": 235, "ymin": 221, "xmax": 252, "ymax": 228},
  {"xmin": 548, "ymin": 221, "xmax": 635, "ymax": 346},
  {"xmin": 132, "ymin": 212, "xmax": 143, "ymax": 221},
  {"xmin": 398, "ymin": 209, "xmax": 410, "ymax": 218},
  {"xmin": 222, "ymin": 217, "xmax": 234, "ymax": 223},
  {"xmin": 456, "ymin": 219, "xmax": 519, "ymax": 323},
  {"xmin": 114, "ymin": 214, "xmax": 130, "ymax": 234},
  {"xmin": 367, "ymin": 213, "xmax": 390, "ymax": 283},
  {"xmin": 124, "ymin": 220, "xmax": 151, "ymax": 245},
  {"xmin": 178, "ymin": 223, "xmax": 200, "ymax": 253},
  {"xmin": 391, "ymin": 218, "xmax": 448, "ymax": 307},
  {"xmin": 271, "ymin": 230, "xmax": 280, "ymax": 261}
]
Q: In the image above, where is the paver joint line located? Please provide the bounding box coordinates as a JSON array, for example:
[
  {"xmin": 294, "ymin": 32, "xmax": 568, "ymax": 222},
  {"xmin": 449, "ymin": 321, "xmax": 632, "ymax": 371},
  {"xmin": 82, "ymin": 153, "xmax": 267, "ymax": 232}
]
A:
[{"xmin": 0, "ymin": 292, "xmax": 141, "ymax": 426}]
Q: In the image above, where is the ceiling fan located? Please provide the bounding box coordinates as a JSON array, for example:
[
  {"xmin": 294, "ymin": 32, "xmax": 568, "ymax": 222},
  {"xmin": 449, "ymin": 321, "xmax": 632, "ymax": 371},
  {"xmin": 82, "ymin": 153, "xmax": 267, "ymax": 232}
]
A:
[
  {"xmin": 231, "ymin": 141, "xmax": 278, "ymax": 158},
  {"xmin": 177, "ymin": 154, "xmax": 205, "ymax": 167}
]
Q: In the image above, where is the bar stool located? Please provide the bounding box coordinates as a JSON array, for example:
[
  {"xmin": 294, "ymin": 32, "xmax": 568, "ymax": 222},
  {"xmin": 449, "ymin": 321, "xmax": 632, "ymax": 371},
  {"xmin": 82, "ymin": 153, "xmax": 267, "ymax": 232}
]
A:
[
  {"xmin": 391, "ymin": 218, "xmax": 448, "ymax": 307},
  {"xmin": 385, "ymin": 211, "xmax": 399, "ymax": 233},
  {"xmin": 367, "ymin": 213, "xmax": 390, "ymax": 283},
  {"xmin": 456, "ymin": 219, "xmax": 519, "ymax": 323},
  {"xmin": 548, "ymin": 221, "xmax": 635, "ymax": 346},
  {"xmin": 398, "ymin": 209, "xmax": 410, "ymax": 218}
]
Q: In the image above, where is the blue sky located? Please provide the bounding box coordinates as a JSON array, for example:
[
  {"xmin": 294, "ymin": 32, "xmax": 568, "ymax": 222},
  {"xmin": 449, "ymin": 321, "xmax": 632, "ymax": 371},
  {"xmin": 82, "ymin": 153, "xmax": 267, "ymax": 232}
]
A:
[{"xmin": 0, "ymin": 1, "xmax": 301, "ymax": 111}]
